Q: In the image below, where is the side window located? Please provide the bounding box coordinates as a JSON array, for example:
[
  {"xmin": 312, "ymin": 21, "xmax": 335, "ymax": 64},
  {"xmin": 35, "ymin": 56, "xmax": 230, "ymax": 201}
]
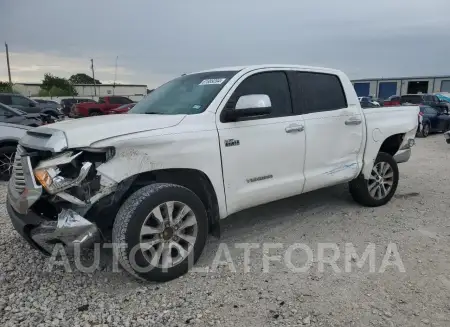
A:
[
  {"xmin": 424, "ymin": 107, "xmax": 437, "ymax": 115},
  {"xmin": 119, "ymin": 97, "xmax": 132, "ymax": 104},
  {"xmin": 0, "ymin": 95, "xmax": 12, "ymax": 105},
  {"xmin": 98, "ymin": 97, "xmax": 106, "ymax": 104},
  {"xmin": 227, "ymin": 71, "xmax": 292, "ymax": 119},
  {"xmin": 108, "ymin": 97, "xmax": 120, "ymax": 104},
  {"xmin": 289, "ymin": 72, "xmax": 347, "ymax": 114},
  {"xmin": 11, "ymin": 95, "xmax": 32, "ymax": 106}
]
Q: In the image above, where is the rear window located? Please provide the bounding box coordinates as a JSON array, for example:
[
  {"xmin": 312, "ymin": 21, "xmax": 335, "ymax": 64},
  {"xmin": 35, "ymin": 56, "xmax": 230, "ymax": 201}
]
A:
[{"xmin": 401, "ymin": 95, "xmax": 422, "ymax": 104}]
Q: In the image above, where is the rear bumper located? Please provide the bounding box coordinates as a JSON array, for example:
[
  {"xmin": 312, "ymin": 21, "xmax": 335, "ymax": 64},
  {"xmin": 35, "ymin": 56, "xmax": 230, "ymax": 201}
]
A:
[{"xmin": 394, "ymin": 149, "xmax": 411, "ymax": 164}]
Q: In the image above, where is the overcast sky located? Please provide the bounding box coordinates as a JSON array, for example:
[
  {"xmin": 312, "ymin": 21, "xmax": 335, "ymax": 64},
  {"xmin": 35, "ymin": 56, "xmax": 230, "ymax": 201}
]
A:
[{"xmin": 1, "ymin": 0, "xmax": 450, "ymax": 87}]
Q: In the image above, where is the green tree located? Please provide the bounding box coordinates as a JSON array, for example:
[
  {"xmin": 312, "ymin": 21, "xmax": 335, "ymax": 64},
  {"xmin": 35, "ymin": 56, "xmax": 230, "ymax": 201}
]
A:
[
  {"xmin": 41, "ymin": 73, "xmax": 77, "ymax": 95},
  {"xmin": 69, "ymin": 73, "xmax": 101, "ymax": 85},
  {"xmin": 0, "ymin": 81, "xmax": 13, "ymax": 92}
]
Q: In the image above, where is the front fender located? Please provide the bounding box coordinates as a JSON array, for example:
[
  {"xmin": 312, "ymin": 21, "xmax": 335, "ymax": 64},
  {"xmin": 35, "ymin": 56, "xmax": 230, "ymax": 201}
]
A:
[{"xmin": 95, "ymin": 130, "xmax": 228, "ymax": 218}]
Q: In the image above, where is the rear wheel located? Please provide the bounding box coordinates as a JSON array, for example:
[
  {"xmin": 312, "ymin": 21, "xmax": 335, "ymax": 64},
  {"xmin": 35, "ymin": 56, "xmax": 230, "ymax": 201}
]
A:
[
  {"xmin": 0, "ymin": 145, "xmax": 17, "ymax": 181},
  {"xmin": 89, "ymin": 110, "xmax": 101, "ymax": 116},
  {"xmin": 112, "ymin": 183, "xmax": 208, "ymax": 282},
  {"xmin": 349, "ymin": 152, "xmax": 399, "ymax": 207}
]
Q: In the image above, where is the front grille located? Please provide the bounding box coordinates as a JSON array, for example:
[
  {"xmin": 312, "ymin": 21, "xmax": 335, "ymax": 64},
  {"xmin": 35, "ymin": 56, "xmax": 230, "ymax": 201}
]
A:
[{"xmin": 11, "ymin": 145, "xmax": 26, "ymax": 193}]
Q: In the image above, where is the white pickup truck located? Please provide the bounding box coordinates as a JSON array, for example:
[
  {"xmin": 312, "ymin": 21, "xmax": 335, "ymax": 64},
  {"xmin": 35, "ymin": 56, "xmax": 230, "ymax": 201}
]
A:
[{"xmin": 7, "ymin": 65, "xmax": 418, "ymax": 281}]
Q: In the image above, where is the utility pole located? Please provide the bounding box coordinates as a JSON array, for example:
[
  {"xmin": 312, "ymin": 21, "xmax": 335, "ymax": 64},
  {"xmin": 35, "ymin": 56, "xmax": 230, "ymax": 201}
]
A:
[
  {"xmin": 113, "ymin": 56, "xmax": 118, "ymax": 95},
  {"xmin": 5, "ymin": 43, "xmax": 12, "ymax": 84},
  {"xmin": 90, "ymin": 58, "xmax": 97, "ymax": 96}
]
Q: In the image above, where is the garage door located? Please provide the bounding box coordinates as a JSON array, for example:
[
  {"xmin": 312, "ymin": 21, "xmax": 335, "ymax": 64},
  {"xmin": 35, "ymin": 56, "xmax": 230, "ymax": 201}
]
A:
[
  {"xmin": 353, "ymin": 82, "xmax": 370, "ymax": 97},
  {"xmin": 378, "ymin": 82, "xmax": 397, "ymax": 99},
  {"xmin": 440, "ymin": 80, "xmax": 450, "ymax": 92}
]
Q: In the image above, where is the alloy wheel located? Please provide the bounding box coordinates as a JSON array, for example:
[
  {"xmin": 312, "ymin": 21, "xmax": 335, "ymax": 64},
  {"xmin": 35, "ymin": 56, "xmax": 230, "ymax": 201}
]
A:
[
  {"xmin": 139, "ymin": 201, "xmax": 198, "ymax": 269},
  {"xmin": 0, "ymin": 151, "xmax": 15, "ymax": 180},
  {"xmin": 367, "ymin": 161, "xmax": 394, "ymax": 200}
]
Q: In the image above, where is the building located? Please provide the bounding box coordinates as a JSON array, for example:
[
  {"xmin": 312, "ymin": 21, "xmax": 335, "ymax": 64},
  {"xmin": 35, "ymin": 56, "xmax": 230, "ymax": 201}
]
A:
[
  {"xmin": 13, "ymin": 83, "xmax": 148, "ymax": 98},
  {"xmin": 352, "ymin": 75, "xmax": 450, "ymax": 99}
]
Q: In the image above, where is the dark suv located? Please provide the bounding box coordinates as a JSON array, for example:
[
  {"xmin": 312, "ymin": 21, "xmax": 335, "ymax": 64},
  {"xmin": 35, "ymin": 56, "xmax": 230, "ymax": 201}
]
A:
[
  {"xmin": 60, "ymin": 98, "xmax": 94, "ymax": 116},
  {"xmin": 0, "ymin": 93, "xmax": 62, "ymax": 117},
  {"xmin": 400, "ymin": 94, "xmax": 448, "ymax": 112}
]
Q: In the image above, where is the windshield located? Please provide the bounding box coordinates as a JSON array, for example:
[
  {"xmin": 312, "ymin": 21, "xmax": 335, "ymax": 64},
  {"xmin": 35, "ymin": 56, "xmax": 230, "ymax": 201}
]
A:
[
  {"xmin": 129, "ymin": 71, "xmax": 238, "ymax": 115},
  {"xmin": 0, "ymin": 102, "xmax": 26, "ymax": 115}
]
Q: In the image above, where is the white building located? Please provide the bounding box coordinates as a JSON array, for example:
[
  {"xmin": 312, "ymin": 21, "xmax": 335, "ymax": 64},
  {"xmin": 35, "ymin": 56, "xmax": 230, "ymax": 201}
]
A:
[
  {"xmin": 352, "ymin": 75, "xmax": 450, "ymax": 99},
  {"xmin": 13, "ymin": 83, "xmax": 148, "ymax": 98}
]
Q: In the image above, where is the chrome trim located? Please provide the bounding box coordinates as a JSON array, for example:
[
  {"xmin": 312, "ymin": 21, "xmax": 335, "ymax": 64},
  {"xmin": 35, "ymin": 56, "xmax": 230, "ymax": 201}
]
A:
[
  {"xmin": 394, "ymin": 149, "xmax": 411, "ymax": 164},
  {"xmin": 30, "ymin": 209, "xmax": 99, "ymax": 253}
]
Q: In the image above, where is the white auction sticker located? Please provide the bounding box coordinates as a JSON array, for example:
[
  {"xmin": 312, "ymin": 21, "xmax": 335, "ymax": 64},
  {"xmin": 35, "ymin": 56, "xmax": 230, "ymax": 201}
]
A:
[{"xmin": 199, "ymin": 78, "xmax": 226, "ymax": 86}]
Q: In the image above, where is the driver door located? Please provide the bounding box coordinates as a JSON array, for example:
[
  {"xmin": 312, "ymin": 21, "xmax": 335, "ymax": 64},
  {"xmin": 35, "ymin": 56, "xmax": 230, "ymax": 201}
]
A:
[
  {"xmin": 216, "ymin": 70, "xmax": 306, "ymax": 215},
  {"xmin": 11, "ymin": 95, "xmax": 40, "ymax": 113}
]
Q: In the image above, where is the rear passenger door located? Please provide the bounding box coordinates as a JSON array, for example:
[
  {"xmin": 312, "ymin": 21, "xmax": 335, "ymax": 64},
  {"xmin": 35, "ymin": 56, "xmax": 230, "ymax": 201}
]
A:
[{"xmin": 288, "ymin": 71, "xmax": 364, "ymax": 193}]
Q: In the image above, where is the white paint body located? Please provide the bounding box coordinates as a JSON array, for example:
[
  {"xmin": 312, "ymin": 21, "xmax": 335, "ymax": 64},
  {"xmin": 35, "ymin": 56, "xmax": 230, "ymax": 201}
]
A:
[{"xmin": 33, "ymin": 65, "xmax": 419, "ymax": 219}]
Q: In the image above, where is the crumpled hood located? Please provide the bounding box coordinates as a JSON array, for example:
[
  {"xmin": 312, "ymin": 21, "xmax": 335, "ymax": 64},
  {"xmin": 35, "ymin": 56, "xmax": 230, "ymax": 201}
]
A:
[{"xmin": 28, "ymin": 114, "xmax": 185, "ymax": 149}]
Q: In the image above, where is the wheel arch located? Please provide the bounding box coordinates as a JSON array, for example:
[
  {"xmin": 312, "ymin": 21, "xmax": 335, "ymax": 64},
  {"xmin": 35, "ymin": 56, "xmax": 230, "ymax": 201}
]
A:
[
  {"xmin": 0, "ymin": 139, "xmax": 19, "ymax": 149},
  {"xmin": 88, "ymin": 168, "xmax": 221, "ymax": 237}
]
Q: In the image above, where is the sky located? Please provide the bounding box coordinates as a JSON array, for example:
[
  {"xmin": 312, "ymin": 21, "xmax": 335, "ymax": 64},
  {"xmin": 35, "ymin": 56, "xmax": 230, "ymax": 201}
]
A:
[{"xmin": 1, "ymin": 0, "xmax": 450, "ymax": 88}]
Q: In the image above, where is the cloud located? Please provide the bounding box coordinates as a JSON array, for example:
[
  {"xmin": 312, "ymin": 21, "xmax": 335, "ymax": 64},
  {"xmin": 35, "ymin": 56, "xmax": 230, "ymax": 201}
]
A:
[{"xmin": 1, "ymin": 0, "xmax": 450, "ymax": 86}]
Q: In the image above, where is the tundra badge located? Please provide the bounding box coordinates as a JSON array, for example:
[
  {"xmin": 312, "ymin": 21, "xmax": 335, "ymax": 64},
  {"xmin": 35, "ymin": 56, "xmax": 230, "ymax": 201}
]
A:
[{"xmin": 225, "ymin": 139, "xmax": 240, "ymax": 147}]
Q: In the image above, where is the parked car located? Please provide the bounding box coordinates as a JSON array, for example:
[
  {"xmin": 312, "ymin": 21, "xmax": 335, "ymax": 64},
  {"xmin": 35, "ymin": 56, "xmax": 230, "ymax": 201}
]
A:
[
  {"xmin": 108, "ymin": 103, "xmax": 136, "ymax": 114},
  {"xmin": 383, "ymin": 95, "xmax": 401, "ymax": 107},
  {"xmin": 0, "ymin": 122, "xmax": 30, "ymax": 181},
  {"xmin": 34, "ymin": 99, "xmax": 62, "ymax": 111},
  {"xmin": 435, "ymin": 93, "xmax": 450, "ymax": 111},
  {"xmin": 6, "ymin": 64, "xmax": 419, "ymax": 282},
  {"xmin": 0, "ymin": 103, "xmax": 56, "ymax": 127},
  {"xmin": 71, "ymin": 96, "xmax": 133, "ymax": 117},
  {"xmin": 0, "ymin": 93, "xmax": 62, "ymax": 118},
  {"xmin": 400, "ymin": 94, "xmax": 448, "ymax": 112},
  {"xmin": 417, "ymin": 105, "xmax": 450, "ymax": 137},
  {"xmin": 358, "ymin": 96, "xmax": 380, "ymax": 108},
  {"xmin": 60, "ymin": 98, "xmax": 94, "ymax": 116}
]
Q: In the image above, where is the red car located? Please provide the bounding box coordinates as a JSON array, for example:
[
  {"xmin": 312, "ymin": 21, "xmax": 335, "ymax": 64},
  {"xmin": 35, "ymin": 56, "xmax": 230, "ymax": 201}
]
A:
[
  {"xmin": 71, "ymin": 96, "xmax": 133, "ymax": 117},
  {"xmin": 108, "ymin": 103, "xmax": 136, "ymax": 114}
]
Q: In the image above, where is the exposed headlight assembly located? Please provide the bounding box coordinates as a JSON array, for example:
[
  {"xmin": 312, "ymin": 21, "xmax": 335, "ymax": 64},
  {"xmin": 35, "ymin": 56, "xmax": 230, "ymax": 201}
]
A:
[{"xmin": 34, "ymin": 162, "xmax": 92, "ymax": 194}]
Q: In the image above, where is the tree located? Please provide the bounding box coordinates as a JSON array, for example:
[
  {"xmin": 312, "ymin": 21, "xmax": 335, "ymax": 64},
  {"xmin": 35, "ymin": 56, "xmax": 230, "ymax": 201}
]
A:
[
  {"xmin": 0, "ymin": 81, "xmax": 13, "ymax": 93},
  {"xmin": 69, "ymin": 73, "xmax": 101, "ymax": 85},
  {"xmin": 41, "ymin": 73, "xmax": 77, "ymax": 96}
]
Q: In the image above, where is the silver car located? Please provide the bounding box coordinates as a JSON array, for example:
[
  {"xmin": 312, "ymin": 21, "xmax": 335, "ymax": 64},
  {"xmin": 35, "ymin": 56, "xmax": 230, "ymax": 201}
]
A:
[{"xmin": 0, "ymin": 122, "xmax": 30, "ymax": 181}]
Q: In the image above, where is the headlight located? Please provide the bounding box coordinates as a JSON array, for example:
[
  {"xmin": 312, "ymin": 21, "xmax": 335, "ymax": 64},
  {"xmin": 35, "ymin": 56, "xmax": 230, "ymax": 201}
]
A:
[{"xmin": 34, "ymin": 162, "xmax": 92, "ymax": 194}]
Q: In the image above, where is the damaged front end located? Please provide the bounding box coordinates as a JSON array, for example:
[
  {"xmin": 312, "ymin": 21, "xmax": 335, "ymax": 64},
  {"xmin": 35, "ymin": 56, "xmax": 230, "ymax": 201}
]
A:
[{"xmin": 7, "ymin": 143, "xmax": 119, "ymax": 254}]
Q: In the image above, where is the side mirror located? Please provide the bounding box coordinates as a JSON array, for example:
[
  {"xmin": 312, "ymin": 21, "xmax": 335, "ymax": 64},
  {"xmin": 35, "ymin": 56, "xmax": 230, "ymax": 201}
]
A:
[
  {"xmin": 29, "ymin": 102, "xmax": 36, "ymax": 107},
  {"xmin": 222, "ymin": 94, "xmax": 272, "ymax": 122}
]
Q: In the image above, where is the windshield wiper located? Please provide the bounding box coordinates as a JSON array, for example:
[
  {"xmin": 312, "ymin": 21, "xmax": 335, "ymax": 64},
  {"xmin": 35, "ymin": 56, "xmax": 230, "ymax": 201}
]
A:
[{"xmin": 144, "ymin": 112, "xmax": 164, "ymax": 115}]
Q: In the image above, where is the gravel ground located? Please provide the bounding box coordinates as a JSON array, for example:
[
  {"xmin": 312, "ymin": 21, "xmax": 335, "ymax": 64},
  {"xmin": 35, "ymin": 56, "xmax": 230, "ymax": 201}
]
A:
[{"xmin": 1, "ymin": 135, "xmax": 450, "ymax": 327}]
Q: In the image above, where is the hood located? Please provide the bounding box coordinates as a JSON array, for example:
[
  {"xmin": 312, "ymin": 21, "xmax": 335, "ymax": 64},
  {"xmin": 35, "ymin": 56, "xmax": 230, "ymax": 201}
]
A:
[{"xmin": 27, "ymin": 113, "xmax": 185, "ymax": 149}]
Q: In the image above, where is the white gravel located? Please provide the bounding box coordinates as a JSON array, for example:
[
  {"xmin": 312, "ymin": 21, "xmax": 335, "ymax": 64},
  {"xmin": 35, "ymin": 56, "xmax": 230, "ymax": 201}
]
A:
[{"xmin": 1, "ymin": 135, "xmax": 450, "ymax": 326}]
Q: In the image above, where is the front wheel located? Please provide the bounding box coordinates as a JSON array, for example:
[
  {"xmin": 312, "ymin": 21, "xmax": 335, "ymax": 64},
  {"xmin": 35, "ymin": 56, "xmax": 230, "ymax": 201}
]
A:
[
  {"xmin": 112, "ymin": 183, "xmax": 208, "ymax": 282},
  {"xmin": 422, "ymin": 123, "xmax": 430, "ymax": 137},
  {"xmin": 349, "ymin": 152, "xmax": 399, "ymax": 207},
  {"xmin": 0, "ymin": 145, "xmax": 17, "ymax": 181}
]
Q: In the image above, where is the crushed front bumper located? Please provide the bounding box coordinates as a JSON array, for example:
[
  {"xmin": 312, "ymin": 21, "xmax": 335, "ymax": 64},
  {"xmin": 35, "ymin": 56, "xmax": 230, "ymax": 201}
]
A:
[{"xmin": 6, "ymin": 150, "xmax": 100, "ymax": 255}]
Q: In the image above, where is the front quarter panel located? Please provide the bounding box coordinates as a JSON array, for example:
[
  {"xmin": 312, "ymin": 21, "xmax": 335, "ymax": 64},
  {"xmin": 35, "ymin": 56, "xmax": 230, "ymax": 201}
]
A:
[{"xmin": 94, "ymin": 113, "xmax": 228, "ymax": 218}]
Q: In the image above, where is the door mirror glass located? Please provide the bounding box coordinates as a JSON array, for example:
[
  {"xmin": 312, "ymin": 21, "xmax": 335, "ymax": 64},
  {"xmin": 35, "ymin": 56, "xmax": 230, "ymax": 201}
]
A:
[{"xmin": 235, "ymin": 94, "xmax": 271, "ymax": 110}]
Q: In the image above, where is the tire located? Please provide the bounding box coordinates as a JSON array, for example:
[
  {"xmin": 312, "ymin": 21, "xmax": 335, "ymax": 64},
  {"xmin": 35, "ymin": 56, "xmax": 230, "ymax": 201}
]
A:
[
  {"xmin": 0, "ymin": 145, "xmax": 17, "ymax": 181},
  {"xmin": 422, "ymin": 123, "xmax": 430, "ymax": 137},
  {"xmin": 349, "ymin": 152, "xmax": 399, "ymax": 207},
  {"xmin": 112, "ymin": 183, "xmax": 208, "ymax": 282},
  {"xmin": 89, "ymin": 110, "xmax": 101, "ymax": 116}
]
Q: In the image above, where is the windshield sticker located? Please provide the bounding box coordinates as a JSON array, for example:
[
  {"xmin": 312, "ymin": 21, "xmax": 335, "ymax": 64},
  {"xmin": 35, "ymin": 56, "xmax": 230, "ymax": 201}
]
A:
[
  {"xmin": 192, "ymin": 104, "xmax": 202, "ymax": 110},
  {"xmin": 199, "ymin": 78, "xmax": 226, "ymax": 86}
]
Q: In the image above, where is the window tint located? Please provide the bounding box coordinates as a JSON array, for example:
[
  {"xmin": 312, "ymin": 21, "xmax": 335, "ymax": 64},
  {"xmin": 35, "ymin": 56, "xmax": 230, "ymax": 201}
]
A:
[
  {"xmin": 11, "ymin": 95, "xmax": 32, "ymax": 106},
  {"xmin": 227, "ymin": 71, "xmax": 292, "ymax": 119},
  {"xmin": 98, "ymin": 97, "xmax": 106, "ymax": 104},
  {"xmin": 424, "ymin": 107, "xmax": 437, "ymax": 114},
  {"xmin": 0, "ymin": 95, "xmax": 12, "ymax": 105},
  {"xmin": 401, "ymin": 95, "xmax": 422, "ymax": 104},
  {"xmin": 289, "ymin": 72, "xmax": 347, "ymax": 114}
]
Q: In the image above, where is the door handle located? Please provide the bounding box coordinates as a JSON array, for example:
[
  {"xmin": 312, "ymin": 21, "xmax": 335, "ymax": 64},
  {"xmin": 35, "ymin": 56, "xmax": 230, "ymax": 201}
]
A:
[
  {"xmin": 285, "ymin": 124, "xmax": 304, "ymax": 133},
  {"xmin": 345, "ymin": 117, "xmax": 362, "ymax": 125}
]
